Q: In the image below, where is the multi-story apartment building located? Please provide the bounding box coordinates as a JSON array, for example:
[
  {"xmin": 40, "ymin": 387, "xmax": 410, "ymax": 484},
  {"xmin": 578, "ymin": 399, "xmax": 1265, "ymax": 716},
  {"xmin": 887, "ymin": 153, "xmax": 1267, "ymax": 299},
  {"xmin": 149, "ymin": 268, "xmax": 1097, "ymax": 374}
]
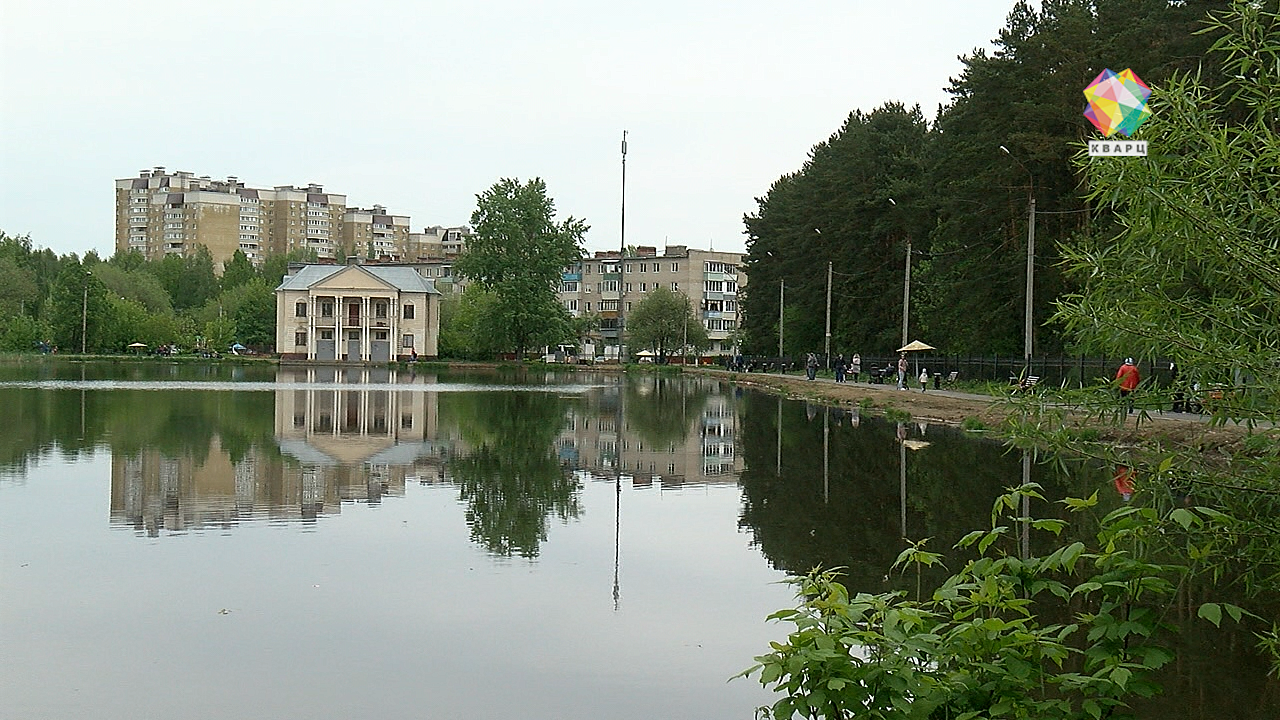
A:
[
  {"xmin": 408, "ymin": 225, "xmax": 472, "ymax": 260},
  {"xmin": 341, "ymin": 206, "xmax": 411, "ymax": 260},
  {"xmin": 115, "ymin": 167, "xmax": 406, "ymax": 271},
  {"xmin": 558, "ymin": 245, "xmax": 745, "ymax": 359}
]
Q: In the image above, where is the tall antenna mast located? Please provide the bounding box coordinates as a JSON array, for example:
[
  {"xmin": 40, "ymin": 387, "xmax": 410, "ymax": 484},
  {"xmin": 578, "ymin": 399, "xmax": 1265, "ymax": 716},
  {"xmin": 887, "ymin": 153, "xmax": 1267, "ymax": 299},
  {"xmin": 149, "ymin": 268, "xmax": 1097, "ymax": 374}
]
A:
[{"xmin": 618, "ymin": 130, "xmax": 628, "ymax": 363}]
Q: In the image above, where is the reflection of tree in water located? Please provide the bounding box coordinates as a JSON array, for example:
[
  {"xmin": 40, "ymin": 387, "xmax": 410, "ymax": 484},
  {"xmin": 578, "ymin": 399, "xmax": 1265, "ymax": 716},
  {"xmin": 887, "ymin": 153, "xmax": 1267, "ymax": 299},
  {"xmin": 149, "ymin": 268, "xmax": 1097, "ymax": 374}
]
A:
[
  {"xmin": 735, "ymin": 395, "xmax": 1078, "ymax": 593},
  {"xmin": 623, "ymin": 374, "xmax": 708, "ymax": 450},
  {"xmin": 0, "ymin": 385, "xmax": 280, "ymax": 471},
  {"xmin": 446, "ymin": 392, "xmax": 581, "ymax": 558}
]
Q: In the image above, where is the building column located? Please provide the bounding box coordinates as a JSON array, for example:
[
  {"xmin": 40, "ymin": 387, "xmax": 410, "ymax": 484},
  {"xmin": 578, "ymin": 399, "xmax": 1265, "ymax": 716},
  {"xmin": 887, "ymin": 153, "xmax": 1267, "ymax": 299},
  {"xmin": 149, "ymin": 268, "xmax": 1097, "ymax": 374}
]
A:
[
  {"xmin": 361, "ymin": 296, "xmax": 370, "ymax": 361},
  {"xmin": 307, "ymin": 292, "xmax": 316, "ymax": 360},
  {"xmin": 335, "ymin": 295, "xmax": 344, "ymax": 361},
  {"xmin": 390, "ymin": 296, "xmax": 399, "ymax": 360}
]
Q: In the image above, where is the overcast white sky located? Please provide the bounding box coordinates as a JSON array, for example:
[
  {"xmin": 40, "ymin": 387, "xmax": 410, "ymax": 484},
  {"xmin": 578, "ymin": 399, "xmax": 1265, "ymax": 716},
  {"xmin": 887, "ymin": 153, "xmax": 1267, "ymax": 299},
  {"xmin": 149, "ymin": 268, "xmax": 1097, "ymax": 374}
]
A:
[{"xmin": 1, "ymin": 0, "xmax": 1018, "ymax": 258}]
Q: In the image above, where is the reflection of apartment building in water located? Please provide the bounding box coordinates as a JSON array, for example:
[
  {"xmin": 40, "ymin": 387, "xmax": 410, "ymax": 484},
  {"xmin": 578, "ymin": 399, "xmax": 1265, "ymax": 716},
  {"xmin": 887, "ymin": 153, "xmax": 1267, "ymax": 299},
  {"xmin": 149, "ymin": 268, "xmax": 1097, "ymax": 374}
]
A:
[
  {"xmin": 557, "ymin": 379, "xmax": 743, "ymax": 487},
  {"xmin": 275, "ymin": 262, "xmax": 441, "ymax": 360},
  {"xmin": 109, "ymin": 442, "xmax": 409, "ymax": 536}
]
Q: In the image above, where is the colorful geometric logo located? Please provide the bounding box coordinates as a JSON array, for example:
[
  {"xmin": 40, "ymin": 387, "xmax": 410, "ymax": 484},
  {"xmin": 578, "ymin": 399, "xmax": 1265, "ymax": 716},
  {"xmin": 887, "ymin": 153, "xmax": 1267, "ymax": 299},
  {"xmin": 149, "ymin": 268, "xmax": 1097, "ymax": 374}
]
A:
[{"xmin": 1083, "ymin": 68, "xmax": 1152, "ymax": 137}]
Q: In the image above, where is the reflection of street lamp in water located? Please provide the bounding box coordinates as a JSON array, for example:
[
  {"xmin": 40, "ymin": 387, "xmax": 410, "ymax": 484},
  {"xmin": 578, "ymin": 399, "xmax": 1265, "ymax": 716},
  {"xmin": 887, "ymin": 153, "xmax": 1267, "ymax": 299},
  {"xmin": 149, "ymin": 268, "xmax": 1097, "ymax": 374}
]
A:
[{"xmin": 897, "ymin": 425, "xmax": 931, "ymax": 538}]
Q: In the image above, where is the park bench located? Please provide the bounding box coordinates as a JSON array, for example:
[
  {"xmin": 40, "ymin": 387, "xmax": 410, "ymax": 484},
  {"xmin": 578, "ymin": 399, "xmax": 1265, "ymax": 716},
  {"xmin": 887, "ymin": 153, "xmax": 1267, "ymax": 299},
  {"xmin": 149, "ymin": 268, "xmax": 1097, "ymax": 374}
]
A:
[
  {"xmin": 946, "ymin": 371, "xmax": 959, "ymax": 384},
  {"xmin": 1011, "ymin": 375, "xmax": 1040, "ymax": 393}
]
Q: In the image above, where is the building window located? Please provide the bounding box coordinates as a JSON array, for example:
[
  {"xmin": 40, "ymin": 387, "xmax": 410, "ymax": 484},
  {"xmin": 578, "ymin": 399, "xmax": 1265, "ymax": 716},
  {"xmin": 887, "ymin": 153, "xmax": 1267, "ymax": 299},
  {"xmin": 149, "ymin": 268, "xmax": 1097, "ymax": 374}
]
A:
[
  {"xmin": 639, "ymin": 264, "xmax": 646, "ymax": 273},
  {"xmin": 402, "ymin": 334, "xmax": 414, "ymax": 348},
  {"xmin": 375, "ymin": 302, "xmax": 388, "ymax": 319},
  {"xmin": 586, "ymin": 302, "xmax": 592, "ymax": 311},
  {"xmin": 561, "ymin": 281, "xmax": 578, "ymax": 292},
  {"xmin": 671, "ymin": 282, "xmax": 679, "ymax": 291},
  {"xmin": 625, "ymin": 283, "xmax": 633, "ymax": 292},
  {"xmin": 295, "ymin": 301, "xmax": 307, "ymax": 317},
  {"xmin": 320, "ymin": 301, "xmax": 333, "ymax": 317},
  {"xmin": 374, "ymin": 330, "xmax": 388, "ymax": 340},
  {"xmin": 403, "ymin": 304, "xmax": 415, "ymax": 319},
  {"xmin": 320, "ymin": 329, "xmax": 334, "ymax": 340},
  {"xmin": 295, "ymin": 331, "xmax": 307, "ymax": 346}
]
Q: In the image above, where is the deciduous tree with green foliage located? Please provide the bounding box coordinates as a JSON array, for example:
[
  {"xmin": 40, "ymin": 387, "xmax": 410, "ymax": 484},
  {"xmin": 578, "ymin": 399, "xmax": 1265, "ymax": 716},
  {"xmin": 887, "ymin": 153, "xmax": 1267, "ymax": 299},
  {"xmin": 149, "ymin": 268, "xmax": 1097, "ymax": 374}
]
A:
[
  {"xmin": 625, "ymin": 285, "xmax": 708, "ymax": 362},
  {"xmin": 457, "ymin": 178, "xmax": 586, "ymax": 359}
]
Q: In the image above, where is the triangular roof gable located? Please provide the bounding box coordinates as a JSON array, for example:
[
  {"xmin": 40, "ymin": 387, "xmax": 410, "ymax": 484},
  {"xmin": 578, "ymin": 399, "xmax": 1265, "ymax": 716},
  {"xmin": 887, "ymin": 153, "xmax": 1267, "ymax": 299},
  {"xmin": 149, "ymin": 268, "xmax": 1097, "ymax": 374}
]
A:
[{"xmin": 308, "ymin": 264, "xmax": 398, "ymax": 292}]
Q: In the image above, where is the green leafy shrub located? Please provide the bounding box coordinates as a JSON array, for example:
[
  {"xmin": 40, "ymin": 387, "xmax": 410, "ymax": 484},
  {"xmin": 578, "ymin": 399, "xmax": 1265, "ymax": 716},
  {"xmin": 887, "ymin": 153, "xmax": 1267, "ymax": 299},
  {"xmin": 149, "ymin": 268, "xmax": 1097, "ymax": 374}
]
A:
[{"xmin": 739, "ymin": 484, "xmax": 1252, "ymax": 719}]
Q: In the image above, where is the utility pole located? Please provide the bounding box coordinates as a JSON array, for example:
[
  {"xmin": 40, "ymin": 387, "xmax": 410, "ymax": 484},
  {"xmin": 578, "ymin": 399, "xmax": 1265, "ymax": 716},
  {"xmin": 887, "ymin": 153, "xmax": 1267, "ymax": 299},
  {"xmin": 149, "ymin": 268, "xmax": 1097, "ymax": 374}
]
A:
[
  {"xmin": 777, "ymin": 278, "xmax": 784, "ymax": 359},
  {"xmin": 617, "ymin": 130, "xmax": 628, "ymax": 364},
  {"xmin": 1024, "ymin": 194, "xmax": 1036, "ymax": 377},
  {"xmin": 889, "ymin": 198, "xmax": 910, "ymax": 348},
  {"xmin": 901, "ymin": 238, "xmax": 911, "ymax": 348},
  {"xmin": 824, "ymin": 260, "xmax": 833, "ymax": 369},
  {"xmin": 1001, "ymin": 145, "xmax": 1036, "ymax": 378},
  {"xmin": 81, "ymin": 283, "xmax": 88, "ymax": 354}
]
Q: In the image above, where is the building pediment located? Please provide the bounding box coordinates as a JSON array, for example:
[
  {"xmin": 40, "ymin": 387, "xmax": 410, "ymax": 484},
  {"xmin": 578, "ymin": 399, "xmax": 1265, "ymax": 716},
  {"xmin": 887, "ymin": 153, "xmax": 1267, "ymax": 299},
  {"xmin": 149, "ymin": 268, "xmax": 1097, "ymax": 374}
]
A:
[{"xmin": 309, "ymin": 265, "xmax": 397, "ymax": 292}]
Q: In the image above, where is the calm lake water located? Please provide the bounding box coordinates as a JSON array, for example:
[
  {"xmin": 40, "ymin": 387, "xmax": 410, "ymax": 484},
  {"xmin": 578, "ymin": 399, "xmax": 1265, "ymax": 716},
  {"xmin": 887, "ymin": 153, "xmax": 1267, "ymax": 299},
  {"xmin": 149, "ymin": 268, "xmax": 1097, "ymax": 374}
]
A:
[{"xmin": 1, "ymin": 360, "xmax": 1274, "ymax": 720}]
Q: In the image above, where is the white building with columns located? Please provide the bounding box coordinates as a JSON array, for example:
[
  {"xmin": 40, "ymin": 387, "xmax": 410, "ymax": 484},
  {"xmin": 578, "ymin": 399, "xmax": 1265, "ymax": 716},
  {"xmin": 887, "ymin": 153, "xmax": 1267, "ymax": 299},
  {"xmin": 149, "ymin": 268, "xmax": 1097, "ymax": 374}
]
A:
[{"xmin": 275, "ymin": 263, "xmax": 441, "ymax": 361}]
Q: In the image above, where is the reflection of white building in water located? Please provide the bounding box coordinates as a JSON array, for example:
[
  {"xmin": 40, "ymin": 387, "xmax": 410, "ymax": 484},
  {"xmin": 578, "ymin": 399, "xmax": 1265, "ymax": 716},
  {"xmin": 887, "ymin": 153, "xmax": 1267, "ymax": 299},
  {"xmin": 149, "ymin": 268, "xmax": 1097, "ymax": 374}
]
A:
[
  {"xmin": 274, "ymin": 366, "xmax": 443, "ymax": 468},
  {"xmin": 110, "ymin": 368, "xmax": 455, "ymax": 536}
]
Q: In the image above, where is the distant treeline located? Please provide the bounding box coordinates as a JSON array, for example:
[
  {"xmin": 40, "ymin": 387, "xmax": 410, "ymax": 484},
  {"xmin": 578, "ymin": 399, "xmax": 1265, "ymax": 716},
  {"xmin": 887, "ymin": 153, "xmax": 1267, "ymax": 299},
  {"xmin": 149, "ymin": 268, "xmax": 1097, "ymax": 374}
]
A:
[{"xmin": 0, "ymin": 236, "xmax": 313, "ymax": 353}]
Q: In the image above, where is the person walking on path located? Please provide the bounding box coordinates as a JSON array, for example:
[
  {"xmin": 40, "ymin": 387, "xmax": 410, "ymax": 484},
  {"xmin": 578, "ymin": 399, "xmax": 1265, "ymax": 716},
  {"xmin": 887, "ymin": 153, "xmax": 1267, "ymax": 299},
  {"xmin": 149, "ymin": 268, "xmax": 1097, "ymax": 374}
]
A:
[
  {"xmin": 851, "ymin": 353, "xmax": 861, "ymax": 382},
  {"xmin": 806, "ymin": 353, "xmax": 819, "ymax": 381},
  {"xmin": 1116, "ymin": 357, "xmax": 1141, "ymax": 413},
  {"xmin": 834, "ymin": 355, "xmax": 846, "ymax": 383},
  {"xmin": 897, "ymin": 353, "xmax": 908, "ymax": 390},
  {"xmin": 918, "ymin": 367, "xmax": 929, "ymax": 392}
]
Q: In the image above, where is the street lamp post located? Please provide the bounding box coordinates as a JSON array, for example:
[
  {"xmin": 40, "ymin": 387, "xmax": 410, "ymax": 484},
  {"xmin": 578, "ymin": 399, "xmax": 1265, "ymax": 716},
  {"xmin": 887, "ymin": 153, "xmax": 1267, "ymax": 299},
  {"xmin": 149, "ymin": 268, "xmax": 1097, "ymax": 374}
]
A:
[
  {"xmin": 617, "ymin": 130, "xmax": 628, "ymax": 364},
  {"xmin": 889, "ymin": 198, "xmax": 910, "ymax": 347},
  {"xmin": 778, "ymin": 278, "xmax": 785, "ymax": 359},
  {"xmin": 824, "ymin": 259, "xmax": 832, "ymax": 369},
  {"xmin": 1000, "ymin": 145, "xmax": 1036, "ymax": 377},
  {"xmin": 814, "ymin": 228, "xmax": 833, "ymax": 370}
]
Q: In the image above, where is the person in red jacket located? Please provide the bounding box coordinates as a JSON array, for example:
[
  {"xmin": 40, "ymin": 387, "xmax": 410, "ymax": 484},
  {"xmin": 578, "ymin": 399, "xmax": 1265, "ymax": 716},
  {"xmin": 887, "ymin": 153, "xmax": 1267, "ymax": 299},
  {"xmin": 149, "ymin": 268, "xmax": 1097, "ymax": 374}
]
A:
[{"xmin": 1115, "ymin": 357, "xmax": 1140, "ymax": 413}]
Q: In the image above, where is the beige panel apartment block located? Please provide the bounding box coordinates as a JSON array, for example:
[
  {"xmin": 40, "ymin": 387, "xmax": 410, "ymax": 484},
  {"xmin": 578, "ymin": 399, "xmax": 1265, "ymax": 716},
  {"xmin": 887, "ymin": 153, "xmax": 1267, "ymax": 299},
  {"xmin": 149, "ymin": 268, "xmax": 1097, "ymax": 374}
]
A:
[
  {"xmin": 115, "ymin": 169, "xmax": 363, "ymax": 271},
  {"xmin": 342, "ymin": 206, "xmax": 411, "ymax": 261},
  {"xmin": 556, "ymin": 244, "xmax": 745, "ymax": 358},
  {"xmin": 407, "ymin": 225, "xmax": 472, "ymax": 261}
]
